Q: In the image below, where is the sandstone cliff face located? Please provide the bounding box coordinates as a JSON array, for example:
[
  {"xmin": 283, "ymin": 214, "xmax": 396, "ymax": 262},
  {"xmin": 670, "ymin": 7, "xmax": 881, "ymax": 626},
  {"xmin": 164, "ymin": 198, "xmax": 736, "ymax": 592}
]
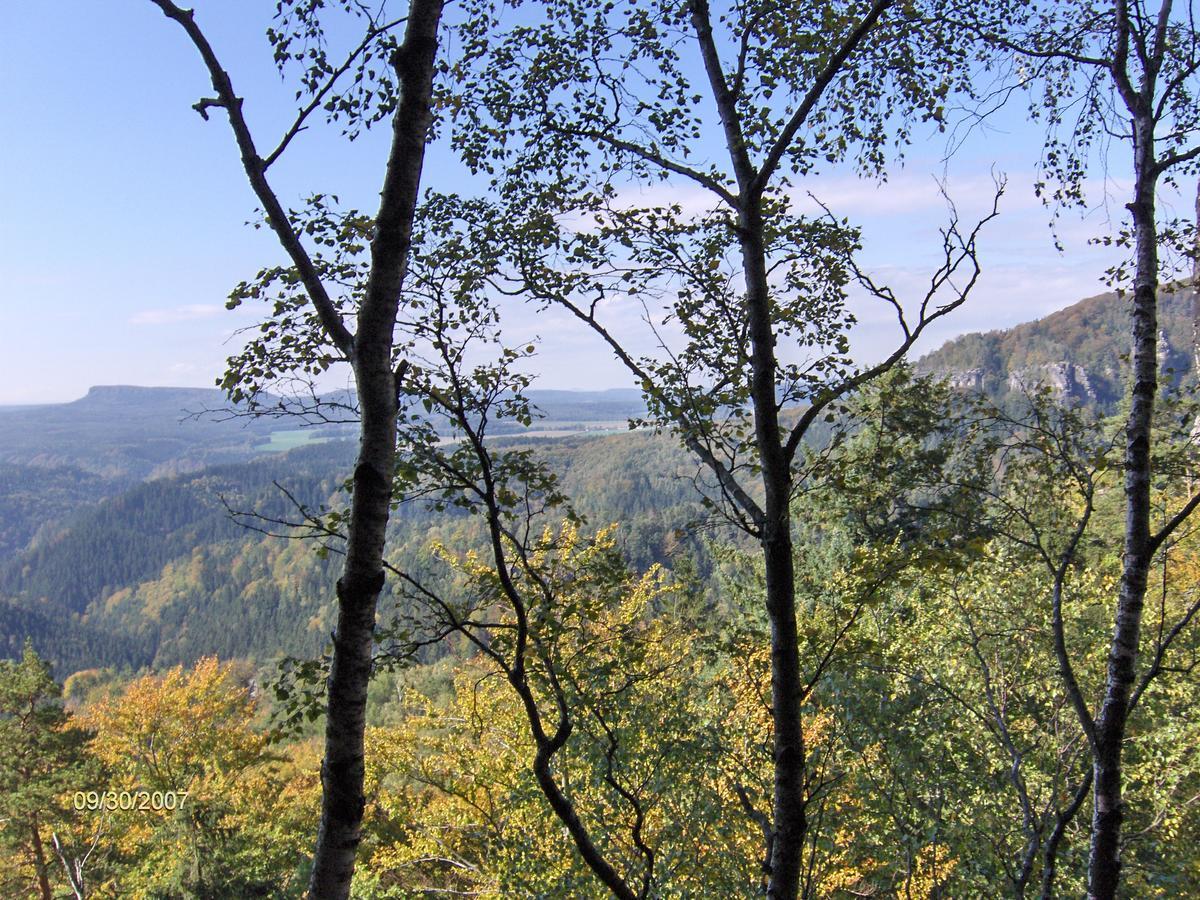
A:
[
  {"xmin": 1007, "ymin": 362, "xmax": 1099, "ymax": 404},
  {"xmin": 916, "ymin": 288, "xmax": 1197, "ymax": 412},
  {"xmin": 946, "ymin": 367, "xmax": 986, "ymax": 392}
]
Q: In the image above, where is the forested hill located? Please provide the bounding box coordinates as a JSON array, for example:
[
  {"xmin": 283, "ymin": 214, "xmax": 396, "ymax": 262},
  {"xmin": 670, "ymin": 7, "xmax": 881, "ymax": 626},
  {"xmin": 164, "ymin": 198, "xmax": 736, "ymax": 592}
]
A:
[
  {"xmin": 0, "ymin": 430, "xmax": 705, "ymax": 675},
  {"xmin": 915, "ymin": 287, "xmax": 1197, "ymax": 410},
  {"xmin": 0, "ymin": 386, "xmax": 645, "ymax": 562}
]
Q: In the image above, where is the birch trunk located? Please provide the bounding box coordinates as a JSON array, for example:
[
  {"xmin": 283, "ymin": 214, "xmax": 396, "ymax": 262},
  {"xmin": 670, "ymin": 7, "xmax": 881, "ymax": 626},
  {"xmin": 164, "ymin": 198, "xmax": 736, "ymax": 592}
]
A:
[
  {"xmin": 307, "ymin": 2, "xmax": 443, "ymax": 896},
  {"xmin": 1087, "ymin": 112, "xmax": 1159, "ymax": 900},
  {"xmin": 737, "ymin": 206, "xmax": 807, "ymax": 900}
]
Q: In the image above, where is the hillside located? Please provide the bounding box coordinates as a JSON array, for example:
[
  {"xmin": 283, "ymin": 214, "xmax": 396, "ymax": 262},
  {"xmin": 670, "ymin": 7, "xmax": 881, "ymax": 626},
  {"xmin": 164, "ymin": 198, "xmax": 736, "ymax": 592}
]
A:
[
  {"xmin": 0, "ymin": 429, "xmax": 705, "ymax": 675},
  {"xmin": 6, "ymin": 286, "xmax": 1194, "ymax": 674},
  {"xmin": 0, "ymin": 385, "xmax": 342, "ymax": 563},
  {"xmin": 916, "ymin": 287, "xmax": 1197, "ymax": 409},
  {"xmin": 0, "ymin": 385, "xmax": 286, "ymax": 478},
  {"xmin": 0, "ymin": 386, "xmax": 646, "ymax": 562}
]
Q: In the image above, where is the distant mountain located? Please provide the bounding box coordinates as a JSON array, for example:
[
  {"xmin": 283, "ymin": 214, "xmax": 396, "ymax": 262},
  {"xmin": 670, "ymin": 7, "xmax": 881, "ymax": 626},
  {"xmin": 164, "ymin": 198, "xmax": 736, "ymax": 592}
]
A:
[
  {"xmin": 398, "ymin": 388, "xmax": 647, "ymax": 434},
  {"xmin": 0, "ymin": 385, "xmax": 645, "ymax": 562},
  {"xmin": 0, "ymin": 385, "xmax": 645, "ymax": 480},
  {"xmin": 0, "ymin": 385, "xmax": 285, "ymax": 479},
  {"xmin": 526, "ymin": 388, "xmax": 645, "ymax": 421},
  {"xmin": 915, "ymin": 288, "xmax": 1197, "ymax": 411}
]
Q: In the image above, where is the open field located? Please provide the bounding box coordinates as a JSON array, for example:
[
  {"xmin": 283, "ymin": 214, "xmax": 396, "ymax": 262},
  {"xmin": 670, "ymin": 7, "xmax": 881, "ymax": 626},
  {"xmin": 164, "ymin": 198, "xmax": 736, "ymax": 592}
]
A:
[{"xmin": 254, "ymin": 429, "xmax": 332, "ymax": 452}]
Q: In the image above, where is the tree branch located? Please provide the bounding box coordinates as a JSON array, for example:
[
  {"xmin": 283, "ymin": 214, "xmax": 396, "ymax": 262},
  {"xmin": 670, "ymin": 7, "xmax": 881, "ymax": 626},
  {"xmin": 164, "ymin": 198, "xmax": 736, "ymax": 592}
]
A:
[
  {"xmin": 754, "ymin": 0, "xmax": 895, "ymax": 193},
  {"xmin": 783, "ymin": 179, "xmax": 1004, "ymax": 464},
  {"xmin": 1148, "ymin": 489, "xmax": 1200, "ymax": 554},
  {"xmin": 687, "ymin": 0, "xmax": 756, "ymax": 191},
  {"xmin": 263, "ymin": 16, "xmax": 409, "ymax": 171},
  {"xmin": 148, "ymin": 0, "xmax": 356, "ymax": 358}
]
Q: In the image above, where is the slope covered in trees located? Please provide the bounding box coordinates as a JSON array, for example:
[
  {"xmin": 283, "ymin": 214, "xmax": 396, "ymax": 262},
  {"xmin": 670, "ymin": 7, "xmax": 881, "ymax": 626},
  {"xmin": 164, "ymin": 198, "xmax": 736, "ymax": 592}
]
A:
[
  {"xmin": 0, "ymin": 430, "xmax": 706, "ymax": 675},
  {"xmin": 0, "ymin": 386, "xmax": 645, "ymax": 567},
  {"xmin": 916, "ymin": 288, "xmax": 1197, "ymax": 409},
  {"xmin": 0, "ymin": 284, "xmax": 1174, "ymax": 675},
  {"xmin": 5, "ymin": 374, "xmax": 1198, "ymax": 897}
]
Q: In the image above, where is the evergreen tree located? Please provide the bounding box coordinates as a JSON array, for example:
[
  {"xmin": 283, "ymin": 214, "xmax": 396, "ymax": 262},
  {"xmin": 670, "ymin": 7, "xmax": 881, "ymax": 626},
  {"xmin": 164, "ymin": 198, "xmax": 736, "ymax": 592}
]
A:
[{"xmin": 0, "ymin": 641, "xmax": 91, "ymax": 900}]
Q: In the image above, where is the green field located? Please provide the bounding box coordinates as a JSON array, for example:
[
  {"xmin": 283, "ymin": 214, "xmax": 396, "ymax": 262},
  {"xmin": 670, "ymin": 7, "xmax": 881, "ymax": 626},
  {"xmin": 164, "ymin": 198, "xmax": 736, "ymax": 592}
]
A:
[{"xmin": 254, "ymin": 429, "xmax": 331, "ymax": 452}]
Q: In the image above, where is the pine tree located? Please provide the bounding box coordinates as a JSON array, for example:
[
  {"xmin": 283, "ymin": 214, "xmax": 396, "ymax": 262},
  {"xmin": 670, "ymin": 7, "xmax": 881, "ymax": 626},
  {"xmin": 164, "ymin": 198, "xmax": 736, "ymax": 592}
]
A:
[{"xmin": 0, "ymin": 641, "xmax": 91, "ymax": 900}]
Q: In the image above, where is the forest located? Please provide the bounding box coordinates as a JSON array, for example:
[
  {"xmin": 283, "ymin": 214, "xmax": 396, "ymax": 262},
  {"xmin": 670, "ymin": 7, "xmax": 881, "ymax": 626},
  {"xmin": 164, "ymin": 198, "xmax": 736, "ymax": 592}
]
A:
[{"xmin": 4, "ymin": 0, "xmax": 1200, "ymax": 898}]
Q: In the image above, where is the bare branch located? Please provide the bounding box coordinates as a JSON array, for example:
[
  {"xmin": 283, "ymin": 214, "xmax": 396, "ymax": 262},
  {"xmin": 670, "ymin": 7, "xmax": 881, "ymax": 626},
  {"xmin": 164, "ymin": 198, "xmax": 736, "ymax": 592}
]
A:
[{"xmin": 783, "ymin": 178, "xmax": 1005, "ymax": 464}]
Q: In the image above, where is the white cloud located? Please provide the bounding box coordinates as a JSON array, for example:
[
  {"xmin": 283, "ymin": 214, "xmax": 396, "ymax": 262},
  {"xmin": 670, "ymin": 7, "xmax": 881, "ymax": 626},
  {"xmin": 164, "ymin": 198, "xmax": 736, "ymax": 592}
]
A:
[
  {"xmin": 610, "ymin": 181, "xmax": 720, "ymax": 216},
  {"xmin": 791, "ymin": 170, "xmax": 1025, "ymax": 219},
  {"xmin": 129, "ymin": 303, "xmax": 224, "ymax": 325}
]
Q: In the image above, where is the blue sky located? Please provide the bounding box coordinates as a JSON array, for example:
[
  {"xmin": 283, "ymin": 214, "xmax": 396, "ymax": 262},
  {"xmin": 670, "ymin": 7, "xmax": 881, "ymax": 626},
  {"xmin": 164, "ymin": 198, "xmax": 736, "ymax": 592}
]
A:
[{"xmin": 0, "ymin": 1, "xmax": 1147, "ymax": 404}]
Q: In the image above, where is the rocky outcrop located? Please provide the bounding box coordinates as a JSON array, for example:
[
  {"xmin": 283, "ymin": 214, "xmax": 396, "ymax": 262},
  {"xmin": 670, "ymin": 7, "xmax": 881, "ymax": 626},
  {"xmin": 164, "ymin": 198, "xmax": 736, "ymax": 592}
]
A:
[
  {"xmin": 945, "ymin": 367, "xmax": 986, "ymax": 392},
  {"xmin": 915, "ymin": 287, "xmax": 1198, "ymax": 414},
  {"xmin": 1006, "ymin": 362, "xmax": 1098, "ymax": 404}
]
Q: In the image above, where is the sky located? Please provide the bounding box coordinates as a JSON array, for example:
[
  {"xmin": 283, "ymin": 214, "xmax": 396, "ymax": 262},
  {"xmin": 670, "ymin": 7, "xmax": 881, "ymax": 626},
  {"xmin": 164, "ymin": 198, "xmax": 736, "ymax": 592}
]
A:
[{"xmin": 0, "ymin": 1, "xmax": 1161, "ymax": 405}]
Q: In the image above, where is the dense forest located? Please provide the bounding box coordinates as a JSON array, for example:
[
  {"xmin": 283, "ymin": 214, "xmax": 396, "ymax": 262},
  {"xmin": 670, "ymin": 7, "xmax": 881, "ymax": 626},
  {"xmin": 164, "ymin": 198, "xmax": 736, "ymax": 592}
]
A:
[
  {"xmin": 6, "ymin": 306, "xmax": 1200, "ymax": 898},
  {"xmin": 6, "ymin": 0, "xmax": 1200, "ymax": 898},
  {"xmin": 0, "ymin": 431, "xmax": 705, "ymax": 673}
]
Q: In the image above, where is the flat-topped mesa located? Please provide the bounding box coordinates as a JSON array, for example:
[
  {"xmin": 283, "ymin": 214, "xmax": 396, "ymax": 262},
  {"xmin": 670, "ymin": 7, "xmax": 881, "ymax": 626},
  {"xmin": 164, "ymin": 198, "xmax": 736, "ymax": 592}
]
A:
[{"xmin": 78, "ymin": 385, "xmax": 227, "ymax": 406}]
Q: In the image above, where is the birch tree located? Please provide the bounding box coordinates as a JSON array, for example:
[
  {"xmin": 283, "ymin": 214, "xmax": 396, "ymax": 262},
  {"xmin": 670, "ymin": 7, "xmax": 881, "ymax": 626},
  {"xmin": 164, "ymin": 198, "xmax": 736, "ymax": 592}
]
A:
[
  {"xmin": 952, "ymin": 2, "xmax": 1200, "ymax": 894},
  {"xmin": 449, "ymin": 3, "xmax": 997, "ymax": 895},
  {"xmin": 146, "ymin": 2, "xmax": 445, "ymax": 896}
]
